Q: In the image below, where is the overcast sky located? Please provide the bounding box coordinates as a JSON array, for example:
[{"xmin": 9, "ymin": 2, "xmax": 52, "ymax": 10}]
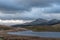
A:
[{"xmin": 0, "ymin": 0, "xmax": 60, "ymax": 20}]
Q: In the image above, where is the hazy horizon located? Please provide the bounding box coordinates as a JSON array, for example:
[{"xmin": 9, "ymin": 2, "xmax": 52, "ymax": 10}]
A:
[{"xmin": 0, "ymin": 19, "xmax": 33, "ymax": 25}]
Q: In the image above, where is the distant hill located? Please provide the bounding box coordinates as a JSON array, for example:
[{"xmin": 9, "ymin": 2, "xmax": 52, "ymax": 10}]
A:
[
  {"xmin": 12, "ymin": 18, "xmax": 60, "ymax": 27},
  {"xmin": 52, "ymin": 24, "xmax": 60, "ymax": 27},
  {"xmin": 46, "ymin": 19, "xmax": 60, "ymax": 25},
  {"xmin": 0, "ymin": 25, "xmax": 13, "ymax": 30},
  {"xmin": 0, "ymin": 25, "xmax": 10, "ymax": 28},
  {"xmin": 12, "ymin": 18, "xmax": 48, "ymax": 27},
  {"xmin": 29, "ymin": 18, "xmax": 48, "ymax": 25}
]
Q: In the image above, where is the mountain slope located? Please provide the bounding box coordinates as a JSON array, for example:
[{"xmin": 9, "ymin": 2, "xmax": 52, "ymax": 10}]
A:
[
  {"xmin": 12, "ymin": 18, "xmax": 48, "ymax": 27},
  {"xmin": 12, "ymin": 19, "xmax": 60, "ymax": 27},
  {"xmin": 46, "ymin": 19, "xmax": 60, "ymax": 25}
]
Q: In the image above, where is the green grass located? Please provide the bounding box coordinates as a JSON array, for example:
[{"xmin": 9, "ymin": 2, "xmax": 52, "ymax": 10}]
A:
[
  {"xmin": 25, "ymin": 25, "xmax": 60, "ymax": 32},
  {"xmin": 0, "ymin": 38, "xmax": 4, "ymax": 40}
]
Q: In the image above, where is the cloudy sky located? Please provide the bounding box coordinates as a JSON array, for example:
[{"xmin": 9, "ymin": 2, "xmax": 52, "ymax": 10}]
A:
[{"xmin": 0, "ymin": 0, "xmax": 60, "ymax": 20}]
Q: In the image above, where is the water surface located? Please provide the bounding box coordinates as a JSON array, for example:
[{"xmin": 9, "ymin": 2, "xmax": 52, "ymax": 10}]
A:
[{"xmin": 7, "ymin": 30, "xmax": 60, "ymax": 38}]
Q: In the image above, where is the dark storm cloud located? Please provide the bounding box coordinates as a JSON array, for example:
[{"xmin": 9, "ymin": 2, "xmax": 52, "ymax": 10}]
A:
[
  {"xmin": 0, "ymin": 0, "xmax": 60, "ymax": 13},
  {"xmin": 1, "ymin": 0, "xmax": 60, "ymax": 20},
  {"xmin": 0, "ymin": 0, "xmax": 31, "ymax": 12}
]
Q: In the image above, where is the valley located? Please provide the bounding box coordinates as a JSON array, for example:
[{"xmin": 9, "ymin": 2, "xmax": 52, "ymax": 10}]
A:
[{"xmin": 0, "ymin": 19, "xmax": 60, "ymax": 40}]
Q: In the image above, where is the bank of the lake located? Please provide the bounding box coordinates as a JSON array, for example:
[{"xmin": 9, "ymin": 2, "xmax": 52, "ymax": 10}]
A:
[
  {"xmin": 7, "ymin": 30, "xmax": 60, "ymax": 38},
  {"xmin": 24, "ymin": 25, "xmax": 60, "ymax": 32}
]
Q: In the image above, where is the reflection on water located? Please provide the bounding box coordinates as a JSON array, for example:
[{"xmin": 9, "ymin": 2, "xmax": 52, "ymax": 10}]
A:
[{"xmin": 7, "ymin": 30, "xmax": 60, "ymax": 38}]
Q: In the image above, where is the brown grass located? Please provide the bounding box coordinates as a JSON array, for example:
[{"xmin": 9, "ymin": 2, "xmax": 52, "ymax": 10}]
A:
[{"xmin": 25, "ymin": 24, "xmax": 60, "ymax": 32}]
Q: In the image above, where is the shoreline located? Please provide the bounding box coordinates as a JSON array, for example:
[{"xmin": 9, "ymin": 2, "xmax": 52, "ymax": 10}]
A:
[
  {"xmin": 0, "ymin": 30, "xmax": 60, "ymax": 40},
  {"xmin": 2, "ymin": 34, "xmax": 60, "ymax": 40},
  {"xmin": 0, "ymin": 25, "xmax": 60, "ymax": 40}
]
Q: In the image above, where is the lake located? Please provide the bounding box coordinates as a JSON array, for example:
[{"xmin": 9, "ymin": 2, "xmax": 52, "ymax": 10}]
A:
[{"xmin": 7, "ymin": 30, "xmax": 60, "ymax": 38}]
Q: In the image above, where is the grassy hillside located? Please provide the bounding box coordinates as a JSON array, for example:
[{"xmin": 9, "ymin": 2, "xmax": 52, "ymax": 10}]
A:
[
  {"xmin": 24, "ymin": 24, "xmax": 60, "ymax": 32},
  {"xmin": 0, "ymin": 25, "xmax": 13, "ymax": 30}
]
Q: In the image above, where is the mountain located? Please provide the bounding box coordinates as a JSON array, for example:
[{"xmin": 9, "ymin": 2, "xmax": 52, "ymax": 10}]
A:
[
  {"xmin": 12, "ymin": 18, "xmax": 48, "ymax": 27},
  {"xmin": 46, "ymin": 19, "xmax": 60, "ymax": 25},
  {"xmin": 12, "ymin": 18, "xmax": 60, "ymax": 27},
  {"xmin": 28, "ymin": 18, "xmax": 48, "ymax": 25}
]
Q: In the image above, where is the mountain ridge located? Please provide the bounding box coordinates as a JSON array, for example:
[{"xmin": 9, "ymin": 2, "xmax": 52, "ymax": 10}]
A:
[{"xmin": 12, "ymin": 18, "xmax": 60, "ymax": 27}]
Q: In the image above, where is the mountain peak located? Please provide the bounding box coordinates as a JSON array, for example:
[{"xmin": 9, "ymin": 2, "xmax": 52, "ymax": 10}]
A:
[{"xmin": 35, "ymin": 18, "xmax": 47, "ymax": 22}]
